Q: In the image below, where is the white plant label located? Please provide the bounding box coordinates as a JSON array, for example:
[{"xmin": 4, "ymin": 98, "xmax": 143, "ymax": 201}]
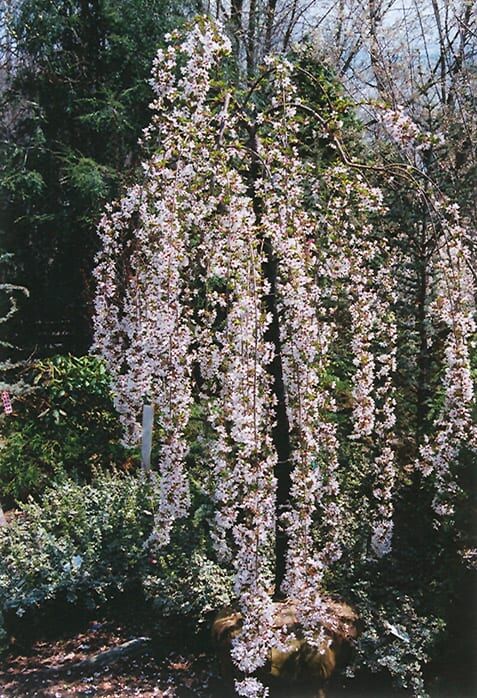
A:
[{"xmin": 141, "ymin": 404, "xmax": 154, "ymax": 471}]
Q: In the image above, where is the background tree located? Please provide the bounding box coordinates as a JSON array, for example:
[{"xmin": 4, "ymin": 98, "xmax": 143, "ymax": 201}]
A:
[{"xmin": 0, "ymin": 0, "xmax": 192, "ymax": 357}]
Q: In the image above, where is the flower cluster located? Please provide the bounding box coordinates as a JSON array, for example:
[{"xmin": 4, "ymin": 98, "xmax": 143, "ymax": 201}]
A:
[
  {"xmin": 380, "ymin": 107, "xmax": 476, "ymax": 528},
  {"xmin": 370, "ymin": 263, "xmax": 397, "ymax": 556},
  {"xmin": 321, "ymin": 169, "xmax": 398, "ymax": 557},
  {"xmin": 199, "ymin": 169, "xmax": 278, "ymax": 684},
  {"xmin": 380, "ymin": 105, "xmax": 445, "ymax": 159},
  {"xmin": 93, "ymin": 20, "xmax": 231, "ymax": 546},
  {"xmin": 258, "ymin": 58, "xmax": 343, "ymax": 641},
  {"xmin": 235, "ymin": 677, "xmax": 269, "ymax": 698},
  {"xmin": 418, "ymin": 204, "xmax": 476, "ymax": 517},
  {"xmin": 381, "ymin": 106, "xmax": 420, "ymax": 145}
]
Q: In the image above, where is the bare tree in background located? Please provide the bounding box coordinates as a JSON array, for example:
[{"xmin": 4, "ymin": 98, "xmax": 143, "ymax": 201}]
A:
[
  {"xmin": 311, "ymin": 2, "xmax": 476, "ymax": 199},
  {"xmin": 200, "ymin": 0, "xmax": 326, "ymax": 75},
  {"xmin": 200, "ymin": 1, "xmax": 475, "ymax": 193},
  {"xmin": 0, "ymin": 0, "xmax": 20, "ymax": 83}
]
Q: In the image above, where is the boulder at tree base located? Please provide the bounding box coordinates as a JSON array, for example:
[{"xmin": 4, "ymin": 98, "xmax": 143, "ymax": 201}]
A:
[{"xmin": 212, "ymin": 599, "xmax": 358, "ymax": 696}]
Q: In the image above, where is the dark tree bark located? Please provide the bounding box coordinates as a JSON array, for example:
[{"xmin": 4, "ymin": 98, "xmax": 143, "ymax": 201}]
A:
[
  {"xmin": 246, "ymin": 0, "xmax": 257, "ymax": 77},
  {"xmin": 264, "ymin": 0, "xmax": 278, "ymax": 55},
  {"xmin": 247, "ymin": 126, "xmax": 292, "ymax": 598},
  {"xmin": 415, "ymin": 252, "xmax": 430, "ymax": 442}
]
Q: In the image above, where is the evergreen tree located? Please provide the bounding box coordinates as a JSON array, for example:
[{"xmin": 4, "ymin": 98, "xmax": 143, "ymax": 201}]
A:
[{"xmin": 0, "ymin": 0, "xmax": 191, "ymax": 356}]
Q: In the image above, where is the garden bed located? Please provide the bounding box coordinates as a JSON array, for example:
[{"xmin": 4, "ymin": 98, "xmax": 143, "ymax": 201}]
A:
[{"xmin": 0, "ymin": 617, "xmax": 223, "ymax": 697}]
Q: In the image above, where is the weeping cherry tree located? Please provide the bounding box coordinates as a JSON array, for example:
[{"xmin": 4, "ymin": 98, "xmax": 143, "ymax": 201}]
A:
[{"xmin": 93, "ymin": 19, "xmax": 476, "ymax": 698}]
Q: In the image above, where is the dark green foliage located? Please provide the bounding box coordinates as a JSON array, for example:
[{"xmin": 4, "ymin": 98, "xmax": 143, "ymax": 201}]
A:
[
  {"xmin": 0, "ymin": 354, "xmax": 132, "ymax": 505},
  {"xmin": 290, "ymin": 46, "xmax": 363, "ymax": 169},
  {"xmin": 144, "ymin": 515, "xmax": 233, "ymax": 635},
  {"xmin": 0, "ymin": 0, "xmax": 192, "ymax": 356}
]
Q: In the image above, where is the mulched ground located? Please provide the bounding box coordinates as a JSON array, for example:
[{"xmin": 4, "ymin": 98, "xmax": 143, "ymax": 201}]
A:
[
  {"xmin": 0, "ymin": 619, "xmax": 226, "ymax": 697},
  {"xmin": 1, "ymin": 611, "xmax": 474, "ymax": 697},
  {"xmin": 0, "ymin": 619, "xmax": 411, "ymax": 698}
]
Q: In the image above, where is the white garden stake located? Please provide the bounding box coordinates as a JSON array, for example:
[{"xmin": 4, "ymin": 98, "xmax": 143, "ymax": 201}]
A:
[{"xmin": 141, "ymin": 404, "xmax": 154, "ymax": 471}]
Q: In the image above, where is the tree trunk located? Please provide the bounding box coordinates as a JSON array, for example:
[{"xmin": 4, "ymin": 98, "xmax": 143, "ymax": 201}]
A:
[
  {"xmin": 248, "ymin": 128, "xmax": 292, "ymax": 597},
  {"xmin": 416, "ymin": 256, "xmax": 429, "ymax": 442}
]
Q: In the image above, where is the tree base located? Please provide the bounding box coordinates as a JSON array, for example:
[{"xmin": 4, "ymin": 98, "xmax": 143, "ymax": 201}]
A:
[{"xmin": 212, "ymin": 598, "xmax": 358, "ymax": 695}]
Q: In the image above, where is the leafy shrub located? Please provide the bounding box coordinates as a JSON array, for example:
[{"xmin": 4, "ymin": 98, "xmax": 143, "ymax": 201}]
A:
[
  {"xmin": 0, "ymin": 472, "xmax": 153, "ymax": 616},
  {"xmin": 0, "ymin": 471, "xmax": 232, "ymax": 651},
  {"xmin": 0, "ymin": 427, "xmax": 67, "ymax": 504},
  {"xmin": 0, "ymin": 355, "xmax": 132, "ymax": 504},
  {"xmin": 144, "ymin": 516, "xmax": 232, "ymax": 634},
  {"xmin": 347, "ymin": 593, "xmax": 445, "ymax": 698},
  {"xmin": 326, "ymin": 536, "xmax": 448, "ymax": 698}
]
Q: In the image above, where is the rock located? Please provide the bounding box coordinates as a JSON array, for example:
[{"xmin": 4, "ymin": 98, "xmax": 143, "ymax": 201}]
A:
[
  {"xmin": 212, "ymin": 599, "xmax": 358, "ymax": 696},
  {"xmin": 47, "ymin": 637, "xmax": 152, "ymax": 675}
]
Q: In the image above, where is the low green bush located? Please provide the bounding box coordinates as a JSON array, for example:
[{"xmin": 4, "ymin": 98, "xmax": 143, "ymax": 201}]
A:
[
  {"xmin": 0, "ymin": 472, "xmax": 153, "ymax": 616},
  {"xmin": 0, "ymin": 471, "xmax": 232, "ymax": 652},
  {"xmin": 0, "ymin": 355, "xmax": 132, "ymax": 505},
  {"xmin": 144, "ymin": 538, "xmax": 232, "ymax": 633},
  {"xmin": 346, "ymin": 591, "xmax": 445, "ymax": 698}
]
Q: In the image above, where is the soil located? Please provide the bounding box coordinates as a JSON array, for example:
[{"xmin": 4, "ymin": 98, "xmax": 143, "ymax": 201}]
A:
[
  {"xmin": 0, "ymin": 618, "xmax": 225, "ymax": 697},
  {"xmin": 1, "ymin": 604, "xmax": 474, "ymax": 698},
  {"xmin": 0, "ymin": 614, "xmax": 411, "ymax": 698}
]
